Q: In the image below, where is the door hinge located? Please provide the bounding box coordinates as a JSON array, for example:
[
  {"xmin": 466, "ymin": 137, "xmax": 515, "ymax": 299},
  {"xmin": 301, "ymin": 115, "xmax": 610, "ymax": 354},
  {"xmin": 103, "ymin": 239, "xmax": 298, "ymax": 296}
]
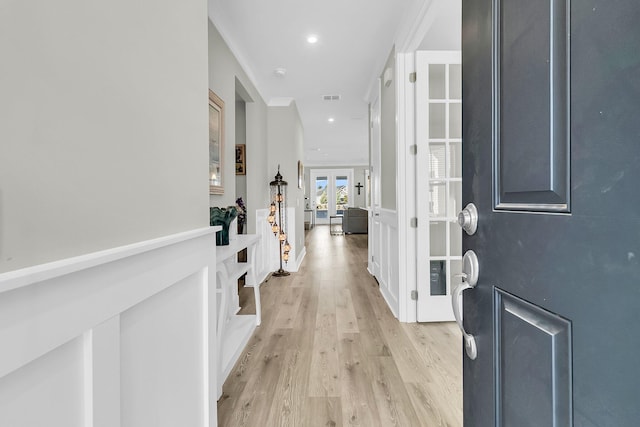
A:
[
  {"xmin": 410, "ymin": 144, "xmax": 417, "ymax": 155},
  {"xmin": 409, "ymin": 72, "xmax": 417, "ymax": 83},
  {"xmin": 410, "ymin": 217, "xmax": 418, "ymax": 228},
  {"xmin": 411, "ymin": 290, "xmax": 418, "ymax": 300}
]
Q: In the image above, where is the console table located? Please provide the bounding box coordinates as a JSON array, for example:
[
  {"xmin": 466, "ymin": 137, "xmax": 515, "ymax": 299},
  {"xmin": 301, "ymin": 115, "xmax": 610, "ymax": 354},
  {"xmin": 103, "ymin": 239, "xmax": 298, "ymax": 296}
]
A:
[
  {"xmin": 215, "ymin": 233, "xmax": 261, "ymax": 397},
  {"xmin": 304, "ymin": 208, "xmax": 315, "ymax": 229}
]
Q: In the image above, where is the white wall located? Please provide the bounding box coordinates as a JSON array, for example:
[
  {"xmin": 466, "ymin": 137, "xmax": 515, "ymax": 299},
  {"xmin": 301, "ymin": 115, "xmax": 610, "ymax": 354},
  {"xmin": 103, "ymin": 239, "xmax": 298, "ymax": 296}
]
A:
[
  {"xmin": 208, "ymin": 22, "xmax": 269, "ymax": 233},
  {"xmin": 245, "ymin": 100, "xmax": 270, "ymax": 234},
  {"xmin": 267, "ymin": 103, "xmax": 305, "ymax": 265},
  {"xmin": 0, "ymin": 0, "xmax": 209, "ymax": 274}
]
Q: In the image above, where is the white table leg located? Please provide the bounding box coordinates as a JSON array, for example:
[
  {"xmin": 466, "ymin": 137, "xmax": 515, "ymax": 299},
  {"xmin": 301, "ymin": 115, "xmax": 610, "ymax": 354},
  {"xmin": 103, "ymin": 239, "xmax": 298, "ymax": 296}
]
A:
[{"xmin": 247, "ymin": 242, "xmax": 261, "ymax": 326}]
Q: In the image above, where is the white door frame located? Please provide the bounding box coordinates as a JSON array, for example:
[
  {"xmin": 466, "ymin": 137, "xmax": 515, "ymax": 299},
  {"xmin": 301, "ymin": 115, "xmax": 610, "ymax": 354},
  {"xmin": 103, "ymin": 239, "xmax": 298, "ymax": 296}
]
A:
[
  {"xmin": 369, "ymin": 83, "xmax": 382, "ymax": 278},
  {"xmin": 364, "ymin": 168, "xmax": 371, "ymax": 209}
]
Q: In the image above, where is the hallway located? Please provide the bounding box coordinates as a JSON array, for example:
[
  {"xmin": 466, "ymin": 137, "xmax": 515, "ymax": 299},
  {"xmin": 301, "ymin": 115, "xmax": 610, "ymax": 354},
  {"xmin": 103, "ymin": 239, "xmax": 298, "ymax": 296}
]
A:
[{"xmin": 218, "ymin": 227, "xmax": 463, "ymax": 426}]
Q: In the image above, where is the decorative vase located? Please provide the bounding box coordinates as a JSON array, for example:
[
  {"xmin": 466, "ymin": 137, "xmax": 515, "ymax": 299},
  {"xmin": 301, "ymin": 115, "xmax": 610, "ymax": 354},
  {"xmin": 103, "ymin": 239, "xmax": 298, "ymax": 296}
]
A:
[{"xmin": 210, "ymin": 206, "xmax": 238, "ymax": 246}]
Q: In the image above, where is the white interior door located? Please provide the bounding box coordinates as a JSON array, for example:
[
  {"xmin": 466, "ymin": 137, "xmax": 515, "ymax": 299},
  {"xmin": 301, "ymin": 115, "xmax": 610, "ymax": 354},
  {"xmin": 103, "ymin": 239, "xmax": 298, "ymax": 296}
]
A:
[
  {"xmin": 369, "ymin": 85, "xmax": 381, "ymax": 277},
  {"xmin": 415, "ymin": 51, "xmax": 462, "ymax": 322},
  {"xmin": 310, "ymin": 169, "xmax": 354, "ymax": 225}
]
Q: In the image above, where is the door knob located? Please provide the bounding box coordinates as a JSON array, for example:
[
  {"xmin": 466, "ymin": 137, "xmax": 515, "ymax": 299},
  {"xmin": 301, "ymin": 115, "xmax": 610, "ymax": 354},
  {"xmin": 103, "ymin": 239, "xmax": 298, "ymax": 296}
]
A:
[
  {"xmin": 457, "ymin": 203, "xmax": 478, "ymax": 235},
  {"xmin": 452, "ymin": 250, "xmax": 479, "ymax": 360}
]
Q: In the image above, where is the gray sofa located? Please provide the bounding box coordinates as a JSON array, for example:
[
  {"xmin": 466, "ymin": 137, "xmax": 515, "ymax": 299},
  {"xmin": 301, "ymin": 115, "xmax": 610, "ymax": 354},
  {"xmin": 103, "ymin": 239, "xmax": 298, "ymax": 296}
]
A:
[{"xmin": 342, "ymin": 207, "xmax": 368, "ymax": 234}]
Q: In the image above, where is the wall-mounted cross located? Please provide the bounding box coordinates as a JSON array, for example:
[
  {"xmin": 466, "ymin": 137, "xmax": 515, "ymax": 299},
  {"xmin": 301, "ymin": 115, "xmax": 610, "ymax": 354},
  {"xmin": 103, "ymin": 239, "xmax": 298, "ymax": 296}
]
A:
[{"xmin": 355, "ymin": 182, "xmax": 363, "ymax": 195}]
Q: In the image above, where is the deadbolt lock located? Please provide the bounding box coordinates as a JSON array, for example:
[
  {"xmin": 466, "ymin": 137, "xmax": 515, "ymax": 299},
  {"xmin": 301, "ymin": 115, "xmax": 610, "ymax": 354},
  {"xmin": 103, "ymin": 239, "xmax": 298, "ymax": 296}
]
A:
[{"xmin": 458, "ymin": 203, "xmax": 478, "ymax": 235}]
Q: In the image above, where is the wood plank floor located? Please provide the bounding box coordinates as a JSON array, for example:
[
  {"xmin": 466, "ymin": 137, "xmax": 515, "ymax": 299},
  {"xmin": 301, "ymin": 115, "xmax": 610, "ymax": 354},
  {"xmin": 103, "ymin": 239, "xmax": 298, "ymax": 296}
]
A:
[{"xmin": 218, "ymin": 226, "xmax": 463, "ymax": 426}]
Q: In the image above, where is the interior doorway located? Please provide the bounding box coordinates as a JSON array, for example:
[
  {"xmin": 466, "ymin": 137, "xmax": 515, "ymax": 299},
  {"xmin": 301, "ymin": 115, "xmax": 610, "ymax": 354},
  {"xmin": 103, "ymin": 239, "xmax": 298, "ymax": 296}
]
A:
[
  {"xmin": 235, "ymin": 95, "xmax": 247, "ymax": 233},
  {"xmin": 309, "ymin": 169, "xmax": 354, "ymax": 225}
]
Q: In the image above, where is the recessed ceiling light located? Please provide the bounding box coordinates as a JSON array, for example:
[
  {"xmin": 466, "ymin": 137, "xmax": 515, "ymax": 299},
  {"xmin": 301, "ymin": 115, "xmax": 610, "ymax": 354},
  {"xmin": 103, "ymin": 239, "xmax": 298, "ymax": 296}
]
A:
[
  {"xmin": 274, "ymin": 67, "xmax": 287, "ymax": 77},
  {"xmin": 307, "ymin": 34, "xmax": 318, "ymax": 44},
  {"xmin": 328, "ymin": 117, "xmax": 335, "ymax": 123}
]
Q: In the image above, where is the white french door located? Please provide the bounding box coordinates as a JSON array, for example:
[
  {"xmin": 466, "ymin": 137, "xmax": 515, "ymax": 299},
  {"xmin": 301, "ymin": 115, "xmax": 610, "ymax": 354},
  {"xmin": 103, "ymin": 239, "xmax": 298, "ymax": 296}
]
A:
[
  {"xmin": 310, "ymin": 169, "xmax": 354, "ymax": 225},
  {"xmin": 369, "ymin": 88, "xmax": 381, "ymax": 278},
  {"xmin": 415, "ymin": 51, "xmax": 462, "ymax": 322}
]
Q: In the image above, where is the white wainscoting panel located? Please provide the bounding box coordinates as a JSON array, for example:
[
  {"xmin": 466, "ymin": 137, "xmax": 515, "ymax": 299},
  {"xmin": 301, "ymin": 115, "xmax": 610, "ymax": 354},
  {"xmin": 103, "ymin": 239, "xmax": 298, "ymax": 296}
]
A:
[
  {"xmin": 0, "ymin": 336, "xmax": 85, "ymax": 426},
  {"xmin": 376, "ymin": 209, "xmax": 400, "ymax": 318},
  {"xmin": 0, "ymin": 227, "xmax": 218, "ymax": 427},
  {"xmin": 255, "ymin": 208, "xmax": 279, "ymax": 282},
  {"xmin": 90, "ymin": 316, "xmax": 121, "ymax": 427},
  {"xmin": 121, "ymin": 272, "xmax": 205, "ymax": 427},
  {"xmin": 255, "ymin": 208, "xmax": 304, "ymax": 280}
]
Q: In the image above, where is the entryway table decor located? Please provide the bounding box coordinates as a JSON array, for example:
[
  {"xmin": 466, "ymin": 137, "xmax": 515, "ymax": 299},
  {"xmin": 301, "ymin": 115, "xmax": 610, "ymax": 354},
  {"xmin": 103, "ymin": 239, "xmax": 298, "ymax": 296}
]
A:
[{"xmin": 210, "ymin": 206, "xmax": 238, "ymax": 246}]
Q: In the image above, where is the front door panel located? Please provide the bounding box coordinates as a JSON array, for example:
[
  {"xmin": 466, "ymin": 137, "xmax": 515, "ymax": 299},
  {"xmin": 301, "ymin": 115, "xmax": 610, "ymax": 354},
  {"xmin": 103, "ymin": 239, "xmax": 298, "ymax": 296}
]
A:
[
  {"xmin": 462, "ymin": 0, "xmax": 640, "ymax": 425},
  {"xmin": 494, "ymin": 289, "xmax": 572, "ymax": 426},
  {"xmin": 494, "ymin": 0, "xmax": 570, "ymax": 212}
]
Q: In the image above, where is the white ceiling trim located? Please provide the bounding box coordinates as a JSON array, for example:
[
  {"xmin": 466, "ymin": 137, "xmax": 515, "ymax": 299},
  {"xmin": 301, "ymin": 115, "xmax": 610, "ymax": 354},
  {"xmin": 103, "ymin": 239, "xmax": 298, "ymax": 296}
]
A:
[
  {"xmin": 304, "ymin": 162, "xmax": 370, "ymax": 168},
  {"xmin": 207, "ymin": 1, "xmax": 268, "ymax": 104},
  {"xmin": 267, "ymin": 97, "xmax": 295, "ymax": 107},
  {"xmin": 363, "ymin": 0, "xmax": 440, "ymax": 103},
  {"xmin": 395, "ymin": 0, "xmax": 440, "ymax": 53}
]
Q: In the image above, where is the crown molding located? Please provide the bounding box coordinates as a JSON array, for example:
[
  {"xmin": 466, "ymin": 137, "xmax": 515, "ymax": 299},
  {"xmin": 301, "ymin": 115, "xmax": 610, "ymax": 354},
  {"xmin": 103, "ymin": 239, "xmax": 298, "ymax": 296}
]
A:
[
  {"xmin": 363, "ymin": 0, "xmax": 440, "ymax": 103},
  {"xmin": 268, "ymin": 97, "xmax": 295, "ymax": 107},
  {"xmin": 395, "ymin": 0, "xmax": 440, "ymax": 52},
  {"xmin": 207, "ymin": 2, "xmax": 269, "ymax": 105}
]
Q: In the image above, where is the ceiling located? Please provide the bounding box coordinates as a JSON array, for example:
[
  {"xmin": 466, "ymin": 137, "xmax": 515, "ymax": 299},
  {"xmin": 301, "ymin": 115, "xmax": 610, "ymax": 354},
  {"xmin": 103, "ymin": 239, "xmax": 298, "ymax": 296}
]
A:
[{"xmin": 208, "ymin": 0, "xmax": 460, "ymax": 167}]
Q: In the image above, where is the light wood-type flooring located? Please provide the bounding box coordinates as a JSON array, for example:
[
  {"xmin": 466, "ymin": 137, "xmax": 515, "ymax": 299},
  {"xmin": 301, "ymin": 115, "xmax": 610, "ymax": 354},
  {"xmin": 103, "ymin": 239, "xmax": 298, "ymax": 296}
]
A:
[{"xmin": 218, "ymin": 225, "xmax": 462, "ymax": 426}]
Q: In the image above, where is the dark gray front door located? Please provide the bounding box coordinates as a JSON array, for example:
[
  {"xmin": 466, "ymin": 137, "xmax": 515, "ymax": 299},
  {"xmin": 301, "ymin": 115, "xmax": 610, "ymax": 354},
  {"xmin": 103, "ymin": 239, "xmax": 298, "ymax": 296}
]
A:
[{"xmin": 462, "ymin": 0, "xmax": 640, "ymax": 425}]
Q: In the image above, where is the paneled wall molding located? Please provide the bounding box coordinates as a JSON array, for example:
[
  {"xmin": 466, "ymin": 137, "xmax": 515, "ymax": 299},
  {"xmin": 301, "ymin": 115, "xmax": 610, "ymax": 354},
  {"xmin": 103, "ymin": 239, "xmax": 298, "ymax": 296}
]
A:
[
  {"xmin": 376, "ymin": 208, "xmax": 400, "ymax": 318},
  {"xmin": 255, "ymin": 208, "xmax": 279, "ymax": 282},
  {"xmin": 0, "ymin": 228, "xmax": 219, "ymax": 426},
  {"xmin": 255, "ymin": 208, "xmax": 303, "ymax": 281}
]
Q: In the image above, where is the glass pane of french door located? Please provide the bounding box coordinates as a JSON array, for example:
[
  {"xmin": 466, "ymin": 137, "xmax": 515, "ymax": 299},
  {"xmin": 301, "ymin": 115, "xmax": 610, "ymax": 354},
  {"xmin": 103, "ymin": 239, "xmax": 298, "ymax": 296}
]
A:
[
  {"xmin": 335, "ymin": 175, "xmax": 348, "ymax": 215},
  {"xmin": 315, "ymin": 176, "xmax": 328, "ymax": 220}
]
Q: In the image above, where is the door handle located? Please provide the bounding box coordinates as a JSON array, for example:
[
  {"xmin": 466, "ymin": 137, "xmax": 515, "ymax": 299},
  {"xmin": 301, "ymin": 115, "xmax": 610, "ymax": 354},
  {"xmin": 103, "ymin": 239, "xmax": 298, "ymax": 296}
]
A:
[{"xmin": 452, "ymin": 250, "xmax": 479, "ymax": 360}]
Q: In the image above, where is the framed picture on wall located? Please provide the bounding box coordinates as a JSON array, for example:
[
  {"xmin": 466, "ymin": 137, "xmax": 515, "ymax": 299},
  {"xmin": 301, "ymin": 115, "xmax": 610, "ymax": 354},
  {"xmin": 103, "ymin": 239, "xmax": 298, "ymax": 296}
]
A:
[
  {"xmin": 209, "ymin": 89, "xmax": 224, "ymax": 195},
  {"xmin": 236, "ymin": 144, "xmax": 246, "ymax": 175},
  {"xmin": 298, "ymin": 160, "xmax": 304, "ymax": 189}
]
